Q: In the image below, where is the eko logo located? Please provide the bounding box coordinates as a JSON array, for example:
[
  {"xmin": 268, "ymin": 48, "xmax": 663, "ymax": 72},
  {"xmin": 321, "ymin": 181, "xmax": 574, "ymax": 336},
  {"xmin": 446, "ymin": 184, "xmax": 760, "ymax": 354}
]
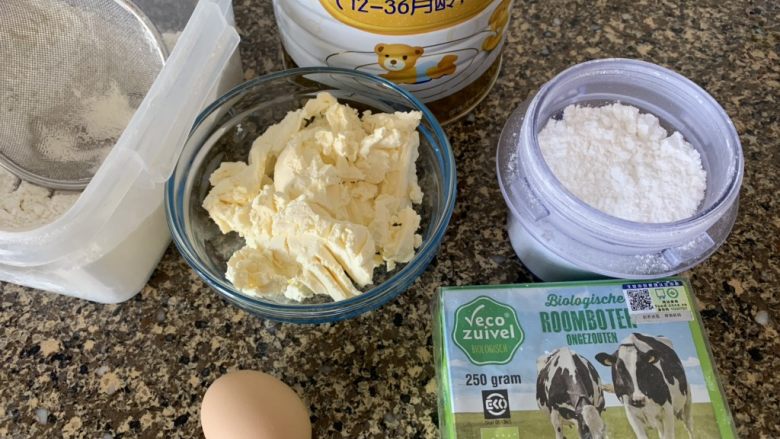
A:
[{"xmin": 482, "ymin": 389, "xmax": 510, "ymax": 419}]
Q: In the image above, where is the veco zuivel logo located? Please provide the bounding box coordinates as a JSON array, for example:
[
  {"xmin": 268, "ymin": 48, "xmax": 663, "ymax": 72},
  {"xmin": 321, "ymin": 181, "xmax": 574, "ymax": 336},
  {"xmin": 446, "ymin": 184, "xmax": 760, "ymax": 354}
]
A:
[{"xmin": 452, "ymin": 296, "xmax": 524, "ymax": 365}]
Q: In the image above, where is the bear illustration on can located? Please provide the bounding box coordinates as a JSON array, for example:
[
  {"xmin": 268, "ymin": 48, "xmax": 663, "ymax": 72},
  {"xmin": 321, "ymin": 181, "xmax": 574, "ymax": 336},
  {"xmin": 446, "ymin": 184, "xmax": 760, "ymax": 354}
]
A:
[
  {"xmin": 374, "ymin": 43, "xmax": 458, "ymax": 85},
  {"xmin": 482, "ymin": 0, "xmax": 511, "ymax": 51}
]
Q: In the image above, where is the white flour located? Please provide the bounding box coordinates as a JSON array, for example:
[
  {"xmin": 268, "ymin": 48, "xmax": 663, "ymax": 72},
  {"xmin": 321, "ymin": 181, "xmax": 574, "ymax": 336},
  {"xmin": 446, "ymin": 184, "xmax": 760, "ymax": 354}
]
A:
[
  {"xmin": 0, "ymin": 1, "xmax": 146, "ymax": 231},
  {"xmin": 538, "ymin": 103, "xmax": 706, "ymax": 223},
  {"xmin": 39, "ymin": 81, "xmax": 135, "ymax": 170},
  {"xmin": 0, "ymin": 167, "xmax": 80, "ymax": 231},
  {"xmin": 1, "ymin": 1, "xmax": 135, "ymax": 166},
  {"xmin": 0, "ymin": 79, "xmax": 137, "ymax": 232}
]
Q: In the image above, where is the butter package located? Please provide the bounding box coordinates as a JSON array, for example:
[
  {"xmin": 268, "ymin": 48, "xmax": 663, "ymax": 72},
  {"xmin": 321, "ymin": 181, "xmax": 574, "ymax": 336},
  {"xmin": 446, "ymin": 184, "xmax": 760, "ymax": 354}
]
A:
[{"xmin": 433, "ymin": 279, "xmax": 736, "ymax": 438}]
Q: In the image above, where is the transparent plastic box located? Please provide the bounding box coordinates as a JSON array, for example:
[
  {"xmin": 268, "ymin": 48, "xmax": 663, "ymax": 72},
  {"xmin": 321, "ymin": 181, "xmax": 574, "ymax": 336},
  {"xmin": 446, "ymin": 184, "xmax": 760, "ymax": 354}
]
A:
[
  {"xmin": 0, "ymin": 0, "xmax": 242, "ymax": 303},
  {"xmin": 496, "ymin": 59, "xmax": 743, "ymax": 281}
]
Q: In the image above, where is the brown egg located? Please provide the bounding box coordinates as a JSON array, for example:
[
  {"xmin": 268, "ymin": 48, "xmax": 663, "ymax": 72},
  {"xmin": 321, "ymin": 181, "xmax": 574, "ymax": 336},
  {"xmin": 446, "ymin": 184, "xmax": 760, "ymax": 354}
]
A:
[{"xmin": 201, "ymin": 370, "xmax": 311, "ymax": 439}]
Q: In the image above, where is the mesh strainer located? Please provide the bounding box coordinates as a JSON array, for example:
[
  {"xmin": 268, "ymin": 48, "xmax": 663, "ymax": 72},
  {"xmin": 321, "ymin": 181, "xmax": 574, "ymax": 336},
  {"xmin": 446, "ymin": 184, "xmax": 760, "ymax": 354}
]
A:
[{"xmin": 0, "ymin": 0, "xmax": 166, "ymax": 190}]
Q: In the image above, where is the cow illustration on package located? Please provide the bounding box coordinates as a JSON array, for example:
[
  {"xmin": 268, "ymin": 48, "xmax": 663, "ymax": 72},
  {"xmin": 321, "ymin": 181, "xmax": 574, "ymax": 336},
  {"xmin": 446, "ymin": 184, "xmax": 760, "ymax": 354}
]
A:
[
  {"xmin": 537, "ymin": 347, "xmax": 606, "ymax": 439},
  {"xmin": 596, "ymin": 333, "xmax": 694, "ymax": 439}
]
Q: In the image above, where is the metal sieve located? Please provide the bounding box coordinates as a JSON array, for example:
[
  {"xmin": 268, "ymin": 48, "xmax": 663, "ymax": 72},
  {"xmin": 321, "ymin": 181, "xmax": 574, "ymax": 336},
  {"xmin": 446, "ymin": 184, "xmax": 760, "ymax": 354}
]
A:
[{"xmin": 0, "ymin": 0, "xmax": 166, "ymax": 190}]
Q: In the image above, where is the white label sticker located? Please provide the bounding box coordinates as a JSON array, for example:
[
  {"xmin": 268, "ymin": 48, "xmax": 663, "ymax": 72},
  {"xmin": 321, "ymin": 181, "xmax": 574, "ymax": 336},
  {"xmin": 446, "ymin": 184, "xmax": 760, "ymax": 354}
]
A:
[{"xmin": 622, "ymin": 280, "xmax": 693, "ymax": 324}]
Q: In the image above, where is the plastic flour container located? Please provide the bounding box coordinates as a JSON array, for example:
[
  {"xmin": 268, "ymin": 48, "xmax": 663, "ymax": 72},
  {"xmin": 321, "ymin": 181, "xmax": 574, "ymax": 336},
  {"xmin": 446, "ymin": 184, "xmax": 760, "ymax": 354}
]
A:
[
  {"xmin": 0, "ymin": 0, "xmax": 242, "ymax": 303},
  {"xmin": 273, "ymin": 0, "xmax": 512, "ymax": 123},
  {"xmin": 496, "ymin": 59, "xmax": 744, "ymax": 281}
]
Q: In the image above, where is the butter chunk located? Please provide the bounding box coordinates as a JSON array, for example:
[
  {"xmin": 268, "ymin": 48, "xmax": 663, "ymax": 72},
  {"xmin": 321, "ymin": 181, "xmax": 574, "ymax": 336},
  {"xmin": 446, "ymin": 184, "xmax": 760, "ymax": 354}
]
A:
[
  {"xmin": 203, "ymin": 92, "xmax": 424, "ymax": 302},
  {"xmin": 202, "ymin": 161, "xmax": 261, "ymax": 235},
  {"xmin": 225, "ymin": 247, "xmax": 299, "ymax": 298},
  {"xmin": 371, "ymin": 197, "xmax": 423, "ymax": 270},
  {"xmin": 274, "ymin": 199, "xmax": 377, "ymax": 285}
]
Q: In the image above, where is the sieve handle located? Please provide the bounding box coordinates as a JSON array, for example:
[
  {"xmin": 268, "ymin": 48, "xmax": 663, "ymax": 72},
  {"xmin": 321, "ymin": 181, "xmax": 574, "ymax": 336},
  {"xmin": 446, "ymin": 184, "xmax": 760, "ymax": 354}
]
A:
[{"xmin": 116, "ymin": 0, "xmax": 240, "ymax": 182}]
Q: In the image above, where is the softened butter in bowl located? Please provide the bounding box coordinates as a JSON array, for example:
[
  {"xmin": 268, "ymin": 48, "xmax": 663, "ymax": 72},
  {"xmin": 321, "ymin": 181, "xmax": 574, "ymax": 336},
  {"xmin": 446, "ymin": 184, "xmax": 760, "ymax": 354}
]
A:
[
  {"xmin": 201, "ymin": 370, "xmax": 311, "ymax": 439},
  {"xmin": 166, "ymin": 68, "xmax": 456, "ymax": 323},
  {"xmin": 202, "ymin": 92, "xmax": 424, "ymax": 303}
]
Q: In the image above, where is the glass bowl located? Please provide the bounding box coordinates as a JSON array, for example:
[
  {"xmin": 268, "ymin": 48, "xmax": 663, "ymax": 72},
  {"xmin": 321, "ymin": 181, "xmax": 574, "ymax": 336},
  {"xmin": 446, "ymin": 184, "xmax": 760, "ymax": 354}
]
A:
[{"xmin": 166, "ymin": 68, "xmax": 456, "ymax": 323}]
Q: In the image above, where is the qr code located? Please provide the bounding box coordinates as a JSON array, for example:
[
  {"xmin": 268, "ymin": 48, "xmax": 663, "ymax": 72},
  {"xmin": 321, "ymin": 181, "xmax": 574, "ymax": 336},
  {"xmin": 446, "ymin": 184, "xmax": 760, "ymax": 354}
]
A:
[{"xmin": 626, "ymin": 289, "xmax": 655, "ymax": 312}]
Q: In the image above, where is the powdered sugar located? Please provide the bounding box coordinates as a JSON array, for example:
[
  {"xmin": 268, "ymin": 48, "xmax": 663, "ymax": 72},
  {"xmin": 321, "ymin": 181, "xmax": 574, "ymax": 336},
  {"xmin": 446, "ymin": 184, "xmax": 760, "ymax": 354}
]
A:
[{"xmin": 538, "ymin": 103, "xmax": 706, "ymax": 223}]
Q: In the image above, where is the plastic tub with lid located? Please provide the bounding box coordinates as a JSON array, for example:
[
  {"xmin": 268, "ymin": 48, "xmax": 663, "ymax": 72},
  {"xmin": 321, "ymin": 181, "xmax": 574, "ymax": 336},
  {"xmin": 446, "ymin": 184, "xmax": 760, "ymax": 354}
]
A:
[
  {"xmin": 496, "ymin": 59, "xmax": 744, "ymax": 281},
  {"xmin": 0, "ymin": 0, "xmax": 242, "ymax": 303}
]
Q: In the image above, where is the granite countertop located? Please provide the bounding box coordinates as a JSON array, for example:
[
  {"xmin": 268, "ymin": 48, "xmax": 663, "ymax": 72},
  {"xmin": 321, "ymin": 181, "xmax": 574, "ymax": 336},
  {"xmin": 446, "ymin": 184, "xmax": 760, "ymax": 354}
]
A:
[{"xmin": 0, "ymin": 1, "xmax": 777, "ymax": 438}]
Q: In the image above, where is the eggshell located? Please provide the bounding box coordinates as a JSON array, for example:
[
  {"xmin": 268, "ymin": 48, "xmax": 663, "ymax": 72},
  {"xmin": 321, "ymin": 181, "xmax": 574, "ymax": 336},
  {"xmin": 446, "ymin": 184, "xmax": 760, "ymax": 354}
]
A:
[{"xmin": 201, "ymin": 370, "xmax": 311, "ymax": 439}]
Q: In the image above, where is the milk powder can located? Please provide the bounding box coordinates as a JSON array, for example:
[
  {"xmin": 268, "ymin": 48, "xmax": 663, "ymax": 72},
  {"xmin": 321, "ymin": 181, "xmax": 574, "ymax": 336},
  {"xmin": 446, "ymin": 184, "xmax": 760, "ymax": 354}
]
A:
[{"xmin": 273, "ymin": 0, "xmax": 512, "ymax": 123}]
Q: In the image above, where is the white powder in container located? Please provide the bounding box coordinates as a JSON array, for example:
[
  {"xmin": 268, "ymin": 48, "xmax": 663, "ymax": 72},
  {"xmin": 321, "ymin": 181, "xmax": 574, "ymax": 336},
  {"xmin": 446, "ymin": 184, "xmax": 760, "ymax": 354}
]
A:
[
  {"xmin": 0, "ymin": 81, "xmax": 137, "ymax": 232},
  {"xmin": 0, "ymin": 167, "xmax": 81, "ymax": 231},
  {"xmin": 38, "ymin": 81, "xmax": 136, "ymax": 173},
  {"xmin": 538, "ymin": 103, "xmax": 706, "ymax": 223}
]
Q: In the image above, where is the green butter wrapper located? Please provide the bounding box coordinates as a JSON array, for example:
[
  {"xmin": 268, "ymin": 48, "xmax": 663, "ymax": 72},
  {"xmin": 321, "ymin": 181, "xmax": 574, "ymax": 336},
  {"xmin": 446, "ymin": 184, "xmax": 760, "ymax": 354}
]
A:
[{"xmin": 433, "ymin": 278, "xmax": 736, "ymax": 439}]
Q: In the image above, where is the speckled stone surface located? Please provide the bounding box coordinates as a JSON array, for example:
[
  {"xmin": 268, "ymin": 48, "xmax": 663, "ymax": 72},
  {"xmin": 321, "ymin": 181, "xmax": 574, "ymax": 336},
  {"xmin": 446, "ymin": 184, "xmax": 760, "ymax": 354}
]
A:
[{"xmin": 1, "ymin": 1, "xmax": 777, "ymax": 438}]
